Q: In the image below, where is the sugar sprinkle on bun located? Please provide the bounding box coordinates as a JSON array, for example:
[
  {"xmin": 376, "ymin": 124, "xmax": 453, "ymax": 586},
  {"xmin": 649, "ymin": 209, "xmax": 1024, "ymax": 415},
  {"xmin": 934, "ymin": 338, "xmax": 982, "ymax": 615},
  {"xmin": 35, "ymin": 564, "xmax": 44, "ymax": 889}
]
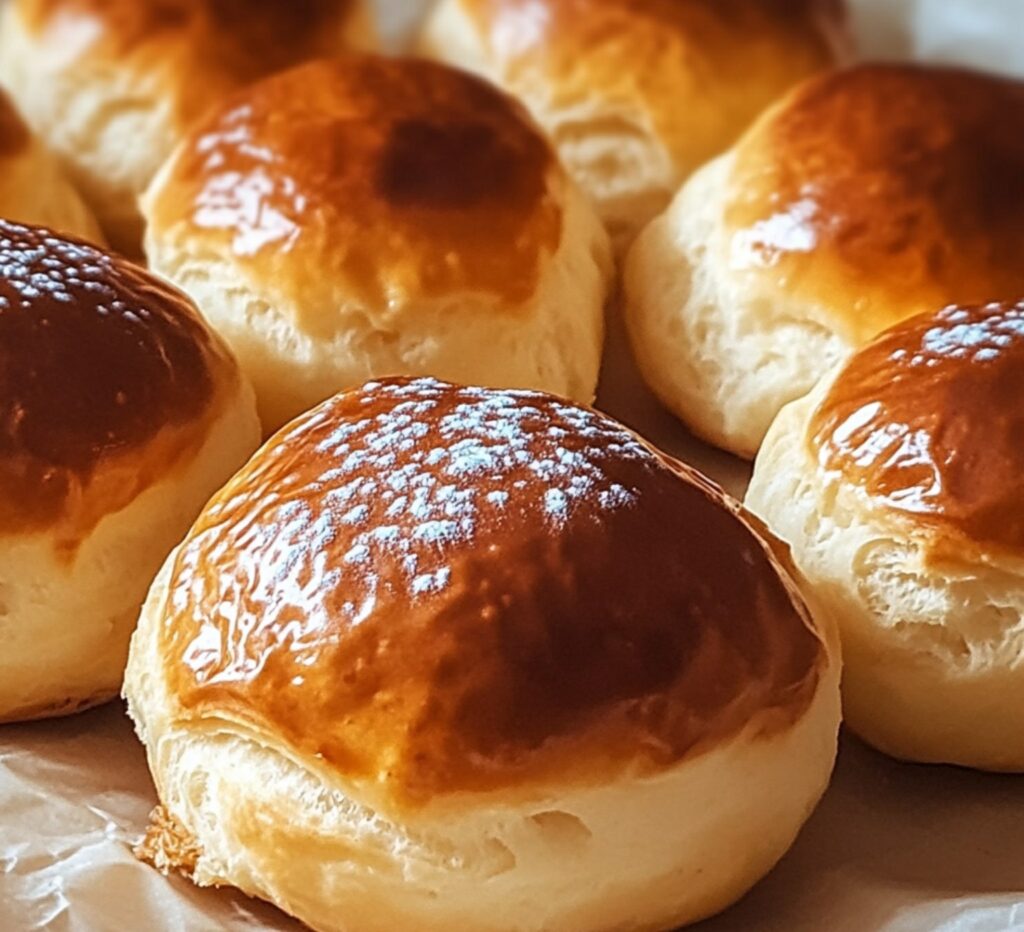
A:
[
  {"xmin": 747, "ymin": 300, "xmax": 1024, "ymax": 771},
  {"xmin": 0, "ymin": 219, "xmax": 259, "ymax": 723},
  {"xmin": 126, "ymin": 377, "xmax": 839, "ymax": 932}
]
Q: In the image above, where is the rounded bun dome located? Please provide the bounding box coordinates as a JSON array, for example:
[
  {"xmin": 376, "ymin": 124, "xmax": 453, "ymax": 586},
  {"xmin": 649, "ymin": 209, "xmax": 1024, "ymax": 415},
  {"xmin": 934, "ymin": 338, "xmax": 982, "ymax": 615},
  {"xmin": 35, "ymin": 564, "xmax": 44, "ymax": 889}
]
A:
[
  {"xmin": 748, "ymin": 300, "xmax": 1024, "ymax": 771},
  {"xmin": 421, "ymin": 0, "xmax": 849, "ymax": 246},
  {"xmin": 811, "ymin": 302, "xmax": 1024, "ymax": 555},
  {"xmin": 0, "ymin": 219, "xmax": 260, "ymax": 723},
  {"xmin": 0, "ymin": 0, "xmax": 374, "ymax": 252},
  {"xmin": 142, "ymin": 56, "xmax": 611, "ymax": 433},
  {"xmin": 625, "ymin": 63, "xmax": 1024, "ymax": 457},
  {"xmin": 126, "ymin": 378, "xmax": 840, "ymax": 932}
]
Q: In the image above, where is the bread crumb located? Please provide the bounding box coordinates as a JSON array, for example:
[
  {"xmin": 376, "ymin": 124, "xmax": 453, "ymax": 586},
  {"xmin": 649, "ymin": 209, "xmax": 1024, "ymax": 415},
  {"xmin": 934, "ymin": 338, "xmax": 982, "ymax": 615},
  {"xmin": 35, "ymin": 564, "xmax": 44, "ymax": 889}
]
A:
[{"xmin": 135, "ymin": 806, "xmax": 202, "ymax": 877}]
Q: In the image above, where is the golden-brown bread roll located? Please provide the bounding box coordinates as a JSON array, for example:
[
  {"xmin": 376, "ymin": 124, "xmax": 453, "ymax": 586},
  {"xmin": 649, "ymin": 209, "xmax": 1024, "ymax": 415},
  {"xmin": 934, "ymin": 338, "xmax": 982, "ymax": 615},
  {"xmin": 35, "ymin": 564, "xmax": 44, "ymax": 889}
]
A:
[
  {"xmin": 0, "ymin": 219, "xmax": 260, "ymax": 724},
  {"xmin": 0, "ymin": 85, "xmax": 103, "ymax": 243},
  {"xmin": 747, "ymin": 300, "xmax": 1024, "ymax": 771},
  {"xmin": 420, "ymin": 0, "xmax": 849, "ymax": 248},
  {"xmin": 124, "ymin": 377, "xmax": 840, "ymax": 932},
  {"xmin": 142, "ymin": 56, "xmax": 612, "ymax": 435},
  {"xmin": 625, "ymin": 63, "xmax": 1024, "ymax": 458},
  {"xmin": 0, "ymin": 0, "xmax": 374, "ymax": 254}
]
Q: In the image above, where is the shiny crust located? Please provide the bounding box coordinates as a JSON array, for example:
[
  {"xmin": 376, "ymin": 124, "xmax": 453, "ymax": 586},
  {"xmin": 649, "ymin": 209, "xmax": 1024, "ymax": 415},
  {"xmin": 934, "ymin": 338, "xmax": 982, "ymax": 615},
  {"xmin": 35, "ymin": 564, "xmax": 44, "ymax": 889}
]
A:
[
  {"xmin": 13, "ymin": 0, "xmax": 366, "ymax": 129},
  {"xmin": 146, "ymin": 55, "xmax": 564, "ymax": 318},
  {"xmin": 450, "ymin": 0, "xmax": 847, "ymax": 162},
  {"xmin": 158, "ymin": 378, "xmax": 826, "ymax": 808},
  {"xmin": 727, "ymin": 65, "xmax": 1024, "ymax": 343},
  {"xmin": 0, "ymin": 87, "xmax": 29, "ymax": 158},
  {"xmin": 0, "ymin": 220, "xmax": 236, "ymax": 550},
  {"xmin": 811, "ymin": 301, "xmax": 1024, "ymax": 556}
]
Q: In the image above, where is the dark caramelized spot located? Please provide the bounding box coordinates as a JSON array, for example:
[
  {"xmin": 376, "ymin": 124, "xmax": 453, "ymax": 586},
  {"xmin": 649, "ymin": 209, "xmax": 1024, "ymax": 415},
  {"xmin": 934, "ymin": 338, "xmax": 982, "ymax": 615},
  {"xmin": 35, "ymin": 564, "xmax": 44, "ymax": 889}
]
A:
[
  {"xmin": 149, "ymin": 56, "xmax": 562, "ymax": 321},
  {"xmin": 163, "ymin": 379, "xmax": 824, "ymax": 806},
  {"xmin": 727, "ymin": 65, "xmax": 1024, "ymax": 343},
  {"xmin": 0, "ymin": 220, "xmax": 226, "ymax": 544},
  {"xmin": 378, "ymin": 119, "xmax": 543, "ymax": 210},
  {"xmin": 811, "ymin": 302, "xmax": 1024, "ymax": 554},
  {"xmin": 0, "ymin": 88, "xmax": 30, "ymax": 158}
]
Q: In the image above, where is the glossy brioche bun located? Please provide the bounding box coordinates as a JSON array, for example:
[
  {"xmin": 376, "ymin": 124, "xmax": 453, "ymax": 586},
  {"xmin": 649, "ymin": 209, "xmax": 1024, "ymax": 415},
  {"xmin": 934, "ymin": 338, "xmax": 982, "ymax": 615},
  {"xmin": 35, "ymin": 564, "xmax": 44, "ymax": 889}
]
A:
[
  {"xmin": 0, "ymin": 86, "xmax": 103, "ymax": 244},
  {"xmin": 0, "ymin": 0, "xmax": 373, "ymax": 254},
  {"xmin": 420, "ymin": 0, "xmax": 849, "ymax": 248},
  {"xmin": 125, "ymin": 378, "xmax": 840, "ymax": 932},
  {"xmin": 142, "ymin": 56, "xmax": 612, "ymax": 434},
  {"xmin": 0, "ymin": 220, "xmax": 260, "ymax": 724},
  {"xmin": 625, "ymin": 63, "xmax": 1024, "ymax": 458},
  {"xmin": 747, "ymin": 301, "xmax": 1024, "ymax": 772}
]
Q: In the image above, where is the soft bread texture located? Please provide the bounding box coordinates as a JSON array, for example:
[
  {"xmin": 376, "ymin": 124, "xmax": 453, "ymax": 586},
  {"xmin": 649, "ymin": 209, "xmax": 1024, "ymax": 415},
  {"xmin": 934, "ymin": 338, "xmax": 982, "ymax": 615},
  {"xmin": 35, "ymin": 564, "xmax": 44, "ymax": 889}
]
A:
[
  {"xmin": 0, "ymin": 0, "xmax": 373, "ymax": 254},
  {"xmin": 420, "ymin": 0, "xmax": 848, "ymax": 248},
  {"xmin": 625, "ymin": 63, "xmax": 1024, "ymax": 458},
  {"xmin": 143, "ymin": 56, "xmax": 612, "ymax": 434},
  {"xmin": 0, "ymin": 220, "xmax": 260, "ymax": 723},
  {"xmin": 125, "ymin": 378, "xmax": 840, "ymax": 932},
  {"xmin": 746, "ymin": 302, "xmax": 1024, "ymax": 771},
  {"xmin": 0, "ymin": 86, "xmax": 103, "ymax": 243}
]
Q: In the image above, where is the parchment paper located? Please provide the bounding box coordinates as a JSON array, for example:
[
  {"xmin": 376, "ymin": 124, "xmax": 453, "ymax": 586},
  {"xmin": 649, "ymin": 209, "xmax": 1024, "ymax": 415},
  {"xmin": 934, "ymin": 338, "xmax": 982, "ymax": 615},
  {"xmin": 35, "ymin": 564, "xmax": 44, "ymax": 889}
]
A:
[{"xmin": 3, "ymin": 1, "xmax": 1024, "ymax": 929}]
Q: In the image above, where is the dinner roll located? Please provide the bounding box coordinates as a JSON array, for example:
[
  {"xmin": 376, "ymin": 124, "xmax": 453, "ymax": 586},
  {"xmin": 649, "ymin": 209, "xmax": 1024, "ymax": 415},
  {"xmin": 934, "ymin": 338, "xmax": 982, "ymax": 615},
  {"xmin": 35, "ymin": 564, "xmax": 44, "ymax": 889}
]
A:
[
  {"xmin": 747, "ymin": 301, "xmax": 1024, "ymax": 772},
  {"xmin": 625, "ymin": 64, "xmax": 1024, "ymax": 458},
  {"xmin": 142, "ymin": 56, "xmax": 612, "ymax": 434},
  {"xmin": 0, "ymin": 0, "xmax": 373, "ymax": 254},
  {"xmin": 0, "ymin": 86, "xmax": 103, "ymax": 243},
  {"xmin": 420, "ymin": 0, "xmax": 849, "ymax": 247},
  {"xmin": 125, "ymin": 378, "xmax": 840, "ymax": 932},
  {"xmin": 0, "ymin": 220, "xmax": 259, "ymax": 724}
]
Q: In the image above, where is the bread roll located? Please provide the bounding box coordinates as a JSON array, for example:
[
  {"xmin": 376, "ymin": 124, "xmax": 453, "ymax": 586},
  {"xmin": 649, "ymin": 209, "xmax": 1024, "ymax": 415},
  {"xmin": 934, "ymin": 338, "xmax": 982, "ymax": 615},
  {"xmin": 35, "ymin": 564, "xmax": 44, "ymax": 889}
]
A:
[
  {"xmin": 142, "ymin": 56, "xmax": 612, "ymax": 434},
  {"xmin": 0, "ymin": 219, "xmax": 260, "ymax": 724},
  {"xmin": 0, "ymin": 0, "xmax": 373, "ymax": 254},
  {"xmin": 125, "ymin": 377, "xmax": 840, "ymax": 932},
  {"xmin": 625, "ymin": 64, "xmax": 1024, "ymax": 458},
  {"xmin": 747, "ymin": 301, "xmax": 1024, "ymax": 771},
  {"xmin": 0, "ymin": 86, "xmax": 103, "ymax": 243},
  {"xmin": 420, "ymin": 0, "xmax": 849, "ymax": 248}
]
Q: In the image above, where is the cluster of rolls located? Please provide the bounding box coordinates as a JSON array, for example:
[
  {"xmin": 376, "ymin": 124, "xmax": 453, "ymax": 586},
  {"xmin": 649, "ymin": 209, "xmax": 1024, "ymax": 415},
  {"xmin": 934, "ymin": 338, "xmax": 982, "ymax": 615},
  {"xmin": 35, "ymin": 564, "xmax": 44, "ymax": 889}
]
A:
[{"xmin": 0, "ymin": 0, "xmax": 1019, "ymax": 930}]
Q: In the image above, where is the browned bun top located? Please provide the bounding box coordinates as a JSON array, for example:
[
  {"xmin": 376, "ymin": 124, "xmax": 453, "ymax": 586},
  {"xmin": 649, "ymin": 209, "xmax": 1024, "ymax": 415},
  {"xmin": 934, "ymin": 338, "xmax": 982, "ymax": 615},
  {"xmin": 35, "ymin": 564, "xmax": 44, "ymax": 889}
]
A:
[
  {"xmin": 811, "ymin": 301, "xmax": 1024, "ymax": 556},
  {"xmin": 147, "ymin": 56, "xmax": 564, "ymax": 317},
  {"xmin": 0, "ymin": 220, "xmax": 235, "ymax": 551},
  {"xmin": 18, "ymin": 0, "xmax": 358, "ymax": 68},
  {"xmin": 14, "ymin": 0, "xmax": 365, "ymax": 129},
  {"xmin": 453, "ymin": 0, "xmax": 846, "ymax": 163},
  {"xmin": 460, "ymin": 0, "xmax": 844, "ymax": 61},
  {"xmin": 727, "ymin": 65, "xmax": 1024, "ymax": 343},
  {"xmin": 0, "ymin": 87, "xmax": 30, "ymax": 158},
  {"xmin": 161, "ymin": 378, "xmax": 826, "ymax": 808}
]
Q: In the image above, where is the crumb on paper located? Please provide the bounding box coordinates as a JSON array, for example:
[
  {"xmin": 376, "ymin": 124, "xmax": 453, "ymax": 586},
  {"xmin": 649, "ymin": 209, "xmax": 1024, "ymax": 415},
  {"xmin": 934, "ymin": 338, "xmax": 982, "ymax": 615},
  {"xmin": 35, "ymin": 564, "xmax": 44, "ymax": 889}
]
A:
[{"xmin": 135, "ymin": 806, "xmax": 202, "ymax": 878}]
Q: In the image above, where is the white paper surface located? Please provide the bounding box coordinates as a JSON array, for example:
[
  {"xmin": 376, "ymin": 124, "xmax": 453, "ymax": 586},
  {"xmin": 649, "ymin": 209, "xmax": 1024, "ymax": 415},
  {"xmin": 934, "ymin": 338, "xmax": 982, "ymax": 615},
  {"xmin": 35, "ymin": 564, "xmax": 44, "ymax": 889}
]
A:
[{"xmin": 3, "ymin": 1, "xmax": 1024, "ymax": 929}]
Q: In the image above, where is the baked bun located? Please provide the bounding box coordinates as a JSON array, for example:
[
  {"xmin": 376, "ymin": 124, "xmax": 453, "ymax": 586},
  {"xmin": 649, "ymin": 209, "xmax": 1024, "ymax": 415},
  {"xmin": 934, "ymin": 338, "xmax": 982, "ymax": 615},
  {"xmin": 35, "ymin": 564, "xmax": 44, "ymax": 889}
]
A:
[
  {"xmin": 625, "ymin": 64, "xmax": 1024, "ymax": 458},
  {"xmin": 0, "ymin": 86, "xmax": 103, "ymax": 243},
  {"xmin": 125, "ymin": 377, "xmax": 840, "ymax": 932},
  {"xmin": 747, "ymin": 301, "xmax": 1024, "ymax": 771},
  {"xmin": 142, "ymin": 56, "xmax": 612, "ymax": 434},
  {"xmin": 0, "ymin": 0, "xmax": 374, "ymax": 254},
  {"xmin": 0, "ymin": 219, "xmax": 259, "ymax": 724},
  {"xmin": 420, "ymin": 0, "xmax": 848, "ymax": 247}
]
